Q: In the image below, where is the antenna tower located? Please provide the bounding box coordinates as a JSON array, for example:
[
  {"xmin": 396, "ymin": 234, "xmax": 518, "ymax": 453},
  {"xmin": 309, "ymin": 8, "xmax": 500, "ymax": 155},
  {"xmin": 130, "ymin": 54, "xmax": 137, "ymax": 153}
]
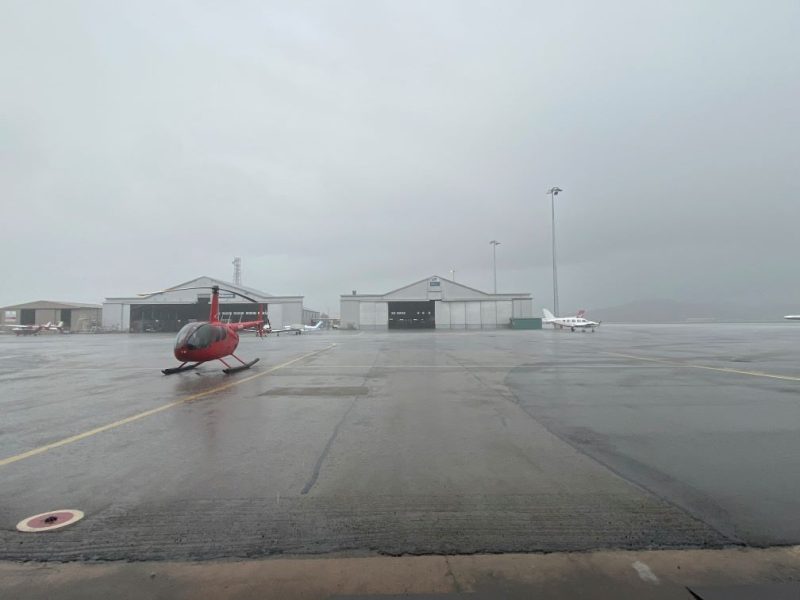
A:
[{"xmin": 232, "ymin": 257, "xmax": 242, "ymax": 286}]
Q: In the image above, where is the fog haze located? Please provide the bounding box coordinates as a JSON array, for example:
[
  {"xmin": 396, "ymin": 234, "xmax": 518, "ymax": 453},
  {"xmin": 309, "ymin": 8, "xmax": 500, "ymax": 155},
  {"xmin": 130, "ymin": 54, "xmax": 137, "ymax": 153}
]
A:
[{"xmin": 2, "ymin": 1, "xmax": 798, "ymax": 315}]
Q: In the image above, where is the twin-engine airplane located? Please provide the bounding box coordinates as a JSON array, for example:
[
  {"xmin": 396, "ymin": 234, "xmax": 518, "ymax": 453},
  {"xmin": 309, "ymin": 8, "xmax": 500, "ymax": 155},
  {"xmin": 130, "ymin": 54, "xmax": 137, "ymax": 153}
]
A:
[
  {"xmin": 143, "ymin": 285, "xmax": 267, "ymax": 375},
  {"xmin": 542, "ymin": 309, "xmax": 601, "ymax": 332}
]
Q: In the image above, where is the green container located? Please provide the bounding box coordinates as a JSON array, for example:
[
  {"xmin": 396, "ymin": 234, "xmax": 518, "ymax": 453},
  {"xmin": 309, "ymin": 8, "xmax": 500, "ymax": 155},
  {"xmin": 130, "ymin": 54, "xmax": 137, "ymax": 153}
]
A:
[{"xmin": 510, "ymin": 318, "xmax": 542, "ymax": 330}]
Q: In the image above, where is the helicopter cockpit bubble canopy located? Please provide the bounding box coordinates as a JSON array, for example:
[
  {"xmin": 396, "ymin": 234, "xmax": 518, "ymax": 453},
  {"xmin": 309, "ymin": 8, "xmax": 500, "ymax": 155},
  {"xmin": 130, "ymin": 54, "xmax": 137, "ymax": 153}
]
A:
[{"xmin": 175, "ymin": 322, "xmax": 227, "ymax": 350}]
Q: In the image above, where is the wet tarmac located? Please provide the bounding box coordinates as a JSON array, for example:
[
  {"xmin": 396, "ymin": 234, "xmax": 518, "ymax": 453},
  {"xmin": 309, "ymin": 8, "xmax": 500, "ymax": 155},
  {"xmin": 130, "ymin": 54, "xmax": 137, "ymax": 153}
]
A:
[{"xmin": 1, "ymin": 324, "xmax": 799, "ymax": 561}]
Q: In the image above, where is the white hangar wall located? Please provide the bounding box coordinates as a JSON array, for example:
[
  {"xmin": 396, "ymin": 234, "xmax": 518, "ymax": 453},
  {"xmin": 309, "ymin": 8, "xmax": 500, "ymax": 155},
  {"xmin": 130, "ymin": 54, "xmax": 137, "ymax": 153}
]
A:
[
  {"xmin": 103, "ymin": 275, "xmax": 313, "ymax": 332},
  {"xmin": 340, "ymin": 275, "xmax": 533, "ymax": 330}
]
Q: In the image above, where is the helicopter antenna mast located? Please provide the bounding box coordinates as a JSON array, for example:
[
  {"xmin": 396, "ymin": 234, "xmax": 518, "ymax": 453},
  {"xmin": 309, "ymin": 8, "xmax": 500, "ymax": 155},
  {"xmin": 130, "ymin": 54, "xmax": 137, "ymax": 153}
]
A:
[{"xmin": 232, "ymin": 257, "xmax": 242, "ymax": 286}]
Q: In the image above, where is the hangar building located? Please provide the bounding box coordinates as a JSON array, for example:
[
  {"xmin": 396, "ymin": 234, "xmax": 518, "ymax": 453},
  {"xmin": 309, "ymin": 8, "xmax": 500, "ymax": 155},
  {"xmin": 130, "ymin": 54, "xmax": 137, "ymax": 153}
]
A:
[
  {"xmin": 0, "ymin": 301, "xmax": 102, "ymax": 332},
  {"xmin": 340, "ymin": 275, "xmax": 533, "ymax": 330},
  {"xmin": 103, "ymin": 276, "xmax": 318, "ymax": 333}
]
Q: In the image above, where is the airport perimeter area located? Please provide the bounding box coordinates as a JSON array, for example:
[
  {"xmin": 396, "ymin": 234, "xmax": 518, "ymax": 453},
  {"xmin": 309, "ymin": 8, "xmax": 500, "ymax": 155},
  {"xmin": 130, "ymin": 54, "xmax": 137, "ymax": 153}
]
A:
[{"xmin": 2, "ymin": 324, "xmax": 800, "ymax": 597}]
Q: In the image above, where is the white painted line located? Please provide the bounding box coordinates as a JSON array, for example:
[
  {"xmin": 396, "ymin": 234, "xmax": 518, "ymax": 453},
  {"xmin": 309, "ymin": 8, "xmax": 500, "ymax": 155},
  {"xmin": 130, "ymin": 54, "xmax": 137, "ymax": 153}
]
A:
[
  {"xmin": 0, "ymin": 345, "xmax": 337, "ymax": 468},
  {"xmin": 632, "ymin": 561, "xmax": 660, "ymax": 584},
  {"xmin": 608, "ymin": 351, "xmax": 800, "ymax": 382}
]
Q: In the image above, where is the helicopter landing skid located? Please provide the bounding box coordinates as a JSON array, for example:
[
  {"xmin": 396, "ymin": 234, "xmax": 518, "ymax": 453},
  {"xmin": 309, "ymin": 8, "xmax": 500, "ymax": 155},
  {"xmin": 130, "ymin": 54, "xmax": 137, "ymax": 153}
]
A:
[
  {"xmin": 162, "ymin": 362, "xmax": 202, "ymax": 375},
  {"xmin": 221, "ymin": 356, "xmax": 260, "ymax": 375}
]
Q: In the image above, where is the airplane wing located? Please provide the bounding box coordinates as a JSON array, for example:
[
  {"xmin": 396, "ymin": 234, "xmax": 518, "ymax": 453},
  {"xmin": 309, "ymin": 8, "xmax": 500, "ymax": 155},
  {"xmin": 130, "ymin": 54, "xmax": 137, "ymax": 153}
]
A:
[{"xmin": 268, "ymin": 326, "xmax": 302, "ymax": 335}]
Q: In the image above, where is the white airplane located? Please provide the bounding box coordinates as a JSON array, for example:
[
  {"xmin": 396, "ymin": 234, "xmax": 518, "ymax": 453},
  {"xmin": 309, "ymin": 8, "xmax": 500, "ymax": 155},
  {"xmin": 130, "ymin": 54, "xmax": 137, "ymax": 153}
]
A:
[
  {"xmin": 11, "ymin": 321, "xmax": 65, "ymax": 336},
  {"xmin": 285, "ymin": 321, "xmax": 324, "ymax": 333},
  {"xmin": 251, "ymin": 321, "xmax": 323, "ymax": 336},
  {"xmin": 43, "ymin": 321, "xmax": 65, "ymax": 333},
  {"xmin": 542, "ymin": 309, "xmax": 600, "ymax": 332},
  {"xmin": 11, "ymin": 324, "xmax": 44, "ymax": 336},
  {"xmin": 784, "ymin": 315, "xmax": 800, "ymax": 320},
  {"xmin": 267, "ymin": 326, "xmax": 302, "ymax": 336}
]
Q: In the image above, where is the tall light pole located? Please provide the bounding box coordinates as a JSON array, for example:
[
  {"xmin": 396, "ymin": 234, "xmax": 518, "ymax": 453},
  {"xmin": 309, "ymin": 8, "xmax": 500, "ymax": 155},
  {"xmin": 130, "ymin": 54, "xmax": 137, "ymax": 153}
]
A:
[
  {"xmin": 490, "ymin": 240, "xmax": 500, "ymax": 293},
  {"xmin": 547, "ymin": 187, "xmax": 563, "ymax": 315}
]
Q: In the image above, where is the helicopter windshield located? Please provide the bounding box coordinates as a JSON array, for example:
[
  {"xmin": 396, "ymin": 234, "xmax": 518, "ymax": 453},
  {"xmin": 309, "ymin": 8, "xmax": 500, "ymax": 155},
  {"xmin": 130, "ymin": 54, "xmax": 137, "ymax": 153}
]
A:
[{"xmin": 175, "ymin": 322, "xmax": 214, "ymax": 350}]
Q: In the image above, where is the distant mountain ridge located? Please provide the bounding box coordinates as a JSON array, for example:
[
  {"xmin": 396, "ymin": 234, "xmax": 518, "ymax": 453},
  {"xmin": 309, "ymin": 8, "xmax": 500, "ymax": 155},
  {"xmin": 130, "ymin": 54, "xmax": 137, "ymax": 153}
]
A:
[{"xmin": 583, "ymin": 299, "xmax": 798, "ymax": 323}]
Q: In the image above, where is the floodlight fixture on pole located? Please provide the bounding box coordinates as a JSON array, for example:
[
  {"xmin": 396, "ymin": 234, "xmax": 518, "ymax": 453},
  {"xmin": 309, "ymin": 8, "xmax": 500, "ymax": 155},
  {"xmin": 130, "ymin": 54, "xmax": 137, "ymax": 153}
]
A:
[
  {"xmin": 490, "ymin": 240, "xmax": 500, "ymax": 294},
  {"xmin": 547, "ymin": 187, "xmax": 563, "ymax": 316}
]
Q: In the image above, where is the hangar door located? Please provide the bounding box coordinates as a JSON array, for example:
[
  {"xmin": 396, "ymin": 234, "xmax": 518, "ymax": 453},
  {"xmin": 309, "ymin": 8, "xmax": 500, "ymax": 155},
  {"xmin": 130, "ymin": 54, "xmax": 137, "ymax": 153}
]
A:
[{"xmin": 388, "ymin": 301, "xmax": 435, "ymax": 329}]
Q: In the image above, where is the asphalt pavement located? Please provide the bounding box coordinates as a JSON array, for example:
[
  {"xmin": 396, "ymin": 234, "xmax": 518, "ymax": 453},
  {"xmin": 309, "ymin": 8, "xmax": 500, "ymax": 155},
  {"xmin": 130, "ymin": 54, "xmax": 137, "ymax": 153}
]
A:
[{"xmin": 1, "ymin": 324, "xmax": 799, "ymax": 562}]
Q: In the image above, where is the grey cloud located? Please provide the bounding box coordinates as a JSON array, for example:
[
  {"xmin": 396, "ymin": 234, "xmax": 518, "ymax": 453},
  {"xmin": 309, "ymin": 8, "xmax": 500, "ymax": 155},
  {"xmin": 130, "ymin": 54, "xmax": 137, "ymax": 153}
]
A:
[{"xmin": 2, "ymin": 1, "xmax": 798, "ymax": 313}]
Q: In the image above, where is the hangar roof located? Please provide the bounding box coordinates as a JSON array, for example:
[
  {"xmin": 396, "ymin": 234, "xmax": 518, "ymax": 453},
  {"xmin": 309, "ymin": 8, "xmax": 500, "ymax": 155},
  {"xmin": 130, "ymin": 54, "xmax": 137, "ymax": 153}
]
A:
[
  {"xmin": 0, "ymin": 301, "xmax": 102, "ymax": 311},
  {"xmin": 144, "ymin": 276, "xmax": 273, "ymax": 299},
  {"xmin": 104, "ymin": 276, "xmax": 302, "ymax": 303},
  {"xmin": 341, "ymin": 275, "xmax": 532, "ymax": 301}
]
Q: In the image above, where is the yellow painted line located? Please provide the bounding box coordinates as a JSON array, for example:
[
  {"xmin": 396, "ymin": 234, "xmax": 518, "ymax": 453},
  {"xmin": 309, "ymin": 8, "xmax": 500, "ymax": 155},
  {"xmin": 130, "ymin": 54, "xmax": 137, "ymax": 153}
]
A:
[
  {"xmin": 0, "ymin": 344, "xmax": 337, "ymax": 468},
  {"xmin": 607, "ymin": 351, "xmax": 800, "ymax": 382}
]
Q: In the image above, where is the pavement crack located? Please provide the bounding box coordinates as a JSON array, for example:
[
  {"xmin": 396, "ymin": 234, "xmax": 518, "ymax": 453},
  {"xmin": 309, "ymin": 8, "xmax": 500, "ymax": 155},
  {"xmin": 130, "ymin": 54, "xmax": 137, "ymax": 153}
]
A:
[
  {"xmin": 300, "ymin": 351, "xmax": 380, "ymax": 496},
  {"xmin": 300, "ymin": 397, "xmax": 358, "ymax": 495},
  {"xmin": 444, "ymin": 556, "xmax": 463, "ymax": 593}
]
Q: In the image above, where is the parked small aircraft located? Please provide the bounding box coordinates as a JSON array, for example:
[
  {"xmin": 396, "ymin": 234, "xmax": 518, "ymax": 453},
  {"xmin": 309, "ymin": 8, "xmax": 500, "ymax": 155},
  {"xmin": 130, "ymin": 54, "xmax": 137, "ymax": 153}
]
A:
[
  {"xmin": 262, "ymin": 321, "xmax": 323, "ymax": 336},
  {"xmin": 11, "ymin": 321, "xmax": 64, "ymax": 336},
  {"xmin": 542, "ymin": 309, "xmax": 601, "ymax": 332},
  {"xmin": 12, "ymin": 324, "xmax": 44, "ymax": 336}
]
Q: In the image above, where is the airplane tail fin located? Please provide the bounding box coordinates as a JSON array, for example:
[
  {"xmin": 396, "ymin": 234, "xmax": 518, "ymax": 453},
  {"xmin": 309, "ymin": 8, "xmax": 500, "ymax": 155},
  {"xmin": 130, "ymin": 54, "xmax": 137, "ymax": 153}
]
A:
[{"xmin": 542, "ymin": 309, "xmax": 556, "ymax": 320}]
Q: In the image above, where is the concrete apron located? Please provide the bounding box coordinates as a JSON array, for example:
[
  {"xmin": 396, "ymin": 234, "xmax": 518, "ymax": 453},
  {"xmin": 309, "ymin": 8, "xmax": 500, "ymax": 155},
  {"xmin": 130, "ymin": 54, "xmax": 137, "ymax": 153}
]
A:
[{"xmin": 2, "ymin": 546, "xmax": 800, "ymax": 600}]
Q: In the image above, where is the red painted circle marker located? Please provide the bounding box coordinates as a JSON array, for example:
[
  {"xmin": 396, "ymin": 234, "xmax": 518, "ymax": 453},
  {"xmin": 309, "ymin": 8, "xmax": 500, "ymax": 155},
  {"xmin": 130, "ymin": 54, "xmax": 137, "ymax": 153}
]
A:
[{"xmin": 16, "ymin": 509, "xmax": 84, "ymax": 532}]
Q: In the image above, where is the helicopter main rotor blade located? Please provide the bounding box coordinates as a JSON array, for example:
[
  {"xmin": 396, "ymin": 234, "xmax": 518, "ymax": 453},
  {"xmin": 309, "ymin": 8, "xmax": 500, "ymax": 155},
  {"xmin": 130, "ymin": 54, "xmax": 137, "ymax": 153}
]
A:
[
  {"xmin": 216, "ymin": 288, "xmax": 260, "ymax": 303},
  {"xmin": 136, "ymin": 286, "xmax": 204, "ymax": 297},
  {"xmin": 137, "ymin": 286, "xmax": 261, "ymax": 304}
]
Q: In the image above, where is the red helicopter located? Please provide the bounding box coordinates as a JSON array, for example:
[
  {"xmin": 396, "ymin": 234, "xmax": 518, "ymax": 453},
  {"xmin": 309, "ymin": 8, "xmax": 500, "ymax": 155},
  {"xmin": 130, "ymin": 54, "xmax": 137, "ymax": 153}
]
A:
[{"xmin": 156, "ymin": 285, "xmax": 270, "ymax": 375}]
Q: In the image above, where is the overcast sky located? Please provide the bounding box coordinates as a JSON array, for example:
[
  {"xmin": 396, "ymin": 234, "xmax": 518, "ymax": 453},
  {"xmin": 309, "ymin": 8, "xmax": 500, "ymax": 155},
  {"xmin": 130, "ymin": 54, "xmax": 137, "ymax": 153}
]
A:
[{"xmin": 2, "ymin": 1, "xmax": 798, "ymax": 315}]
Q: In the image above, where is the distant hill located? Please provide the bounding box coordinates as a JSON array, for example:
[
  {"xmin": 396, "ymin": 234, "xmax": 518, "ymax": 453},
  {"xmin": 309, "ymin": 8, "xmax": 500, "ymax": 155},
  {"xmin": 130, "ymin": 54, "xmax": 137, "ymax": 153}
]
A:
[{"xmin": 585, "ymin": 299, "xmax": 799, "ymax": 323}]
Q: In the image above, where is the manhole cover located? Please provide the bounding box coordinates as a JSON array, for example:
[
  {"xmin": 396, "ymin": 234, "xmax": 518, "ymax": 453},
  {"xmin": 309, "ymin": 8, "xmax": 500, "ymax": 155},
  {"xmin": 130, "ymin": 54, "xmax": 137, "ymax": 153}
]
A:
[{"xmin": 16, "ymin": 509, "xmax": 84, "ymax": 532}]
